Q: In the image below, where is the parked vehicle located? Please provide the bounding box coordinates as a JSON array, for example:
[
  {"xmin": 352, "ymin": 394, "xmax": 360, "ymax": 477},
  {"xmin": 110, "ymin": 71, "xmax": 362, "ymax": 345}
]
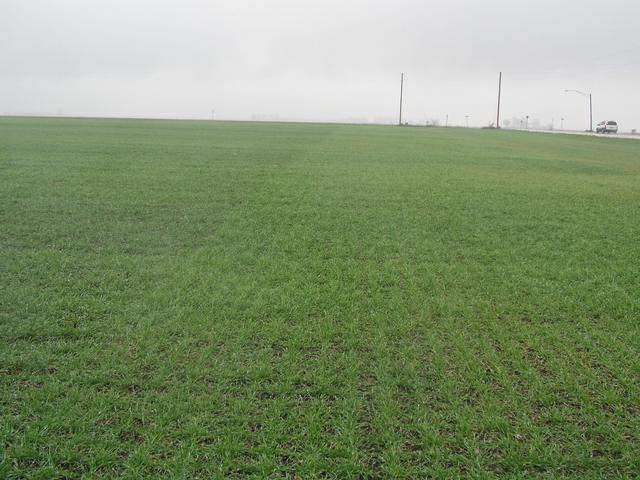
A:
[{"xmin": 596, "ymin": 121, "xmax": 618, "ymax": 134}]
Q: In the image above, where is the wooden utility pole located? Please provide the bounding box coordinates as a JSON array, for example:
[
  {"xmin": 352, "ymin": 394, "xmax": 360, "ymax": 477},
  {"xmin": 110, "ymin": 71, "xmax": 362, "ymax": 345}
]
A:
[
  {"xmin": 496, "ymin": 72, "xmax": 502, "ymax": 129},
  {"xmin": 399, "ymin": 73, "xmax": 404, "ymax": 126}
]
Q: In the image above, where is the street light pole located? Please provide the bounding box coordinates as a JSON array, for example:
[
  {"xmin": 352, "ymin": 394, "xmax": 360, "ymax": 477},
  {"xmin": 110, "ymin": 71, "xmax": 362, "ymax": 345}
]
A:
[
  {"xmin": 565, "ymin": 89, "xmax": 593, "ymax": 132},
  {"xmin": 589, "ymin": 94, "xmax": 593, "ymax": 133}
]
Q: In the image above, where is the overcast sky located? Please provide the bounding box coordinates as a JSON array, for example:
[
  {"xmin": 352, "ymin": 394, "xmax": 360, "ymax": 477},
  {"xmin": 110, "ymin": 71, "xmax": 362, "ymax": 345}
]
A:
[{"xmin": 2, "ymin": 0, "xmax": 639, "ymax": 130}]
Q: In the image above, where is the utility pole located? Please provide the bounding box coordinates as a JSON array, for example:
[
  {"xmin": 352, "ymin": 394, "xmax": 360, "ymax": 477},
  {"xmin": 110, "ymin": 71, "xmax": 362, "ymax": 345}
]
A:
[
  {"xmin": 561, "ymin": 117, "xmax": 565, "ymax": 130},
  {"xmin": 445, "ymin": 114, "xmax": 449, "ymax": 128},
  {"xmin": 211, "ymin": 109, "xmax": 215, "ymax": 121},
  {"xmin": 465, "ymin": 115, "xmax": 470, "ymax": 128},
  {"xmin": 496, "ymin": 72, "xmax": 502, "ymax": 128},
  {"xmin": 525, "ymin": 115, "xmax": 529, "ymax": 129},
  {"xmin": 398, "ymin": 73, "xmax": 404, "ymax": 126}
]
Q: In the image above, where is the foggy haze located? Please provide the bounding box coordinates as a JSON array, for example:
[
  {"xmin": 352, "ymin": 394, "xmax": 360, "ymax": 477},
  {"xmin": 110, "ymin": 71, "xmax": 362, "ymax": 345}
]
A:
[{"xmin": 2, "ymin": 0, "xmax": 639, "ymax": 131}]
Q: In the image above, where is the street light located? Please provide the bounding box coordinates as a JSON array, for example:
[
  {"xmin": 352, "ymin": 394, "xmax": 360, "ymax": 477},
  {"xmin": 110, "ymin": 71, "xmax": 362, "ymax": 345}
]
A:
[{"xmin": 565, "ymin": 89, "xmax": 593, "ymax": 132}]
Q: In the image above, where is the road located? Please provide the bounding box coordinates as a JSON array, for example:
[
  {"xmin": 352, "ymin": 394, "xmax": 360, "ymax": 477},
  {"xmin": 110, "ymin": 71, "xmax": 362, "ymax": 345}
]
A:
[{"xmin": 524, "ymin": 129, "xmax": 640, "ymax": 140}]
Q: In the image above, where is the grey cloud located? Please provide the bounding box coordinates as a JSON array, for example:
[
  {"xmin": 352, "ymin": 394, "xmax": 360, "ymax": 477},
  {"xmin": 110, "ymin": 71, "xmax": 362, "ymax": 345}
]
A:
[{"xmin": 1, "ymin": 0, "xmax": 639, "ymax": 130}]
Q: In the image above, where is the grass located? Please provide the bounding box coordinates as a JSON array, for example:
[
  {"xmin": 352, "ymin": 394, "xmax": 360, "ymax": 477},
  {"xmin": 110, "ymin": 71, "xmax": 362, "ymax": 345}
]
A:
[{"xmin": 1, "ymin": 117, "xmax": 639, "ymax": 479}]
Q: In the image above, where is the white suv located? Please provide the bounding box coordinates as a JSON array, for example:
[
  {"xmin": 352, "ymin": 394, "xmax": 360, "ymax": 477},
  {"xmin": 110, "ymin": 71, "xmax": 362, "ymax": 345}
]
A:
[{"xmin": 596, "ymin": 121, "xmax": 618, "ymax": 134}]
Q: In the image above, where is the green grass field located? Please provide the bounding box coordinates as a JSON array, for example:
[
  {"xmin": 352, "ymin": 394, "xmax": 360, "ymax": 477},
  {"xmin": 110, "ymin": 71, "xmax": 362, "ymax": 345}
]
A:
[{"xmin": 1, "ymin": 117, "xmax": 639, "ymax": 478}]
